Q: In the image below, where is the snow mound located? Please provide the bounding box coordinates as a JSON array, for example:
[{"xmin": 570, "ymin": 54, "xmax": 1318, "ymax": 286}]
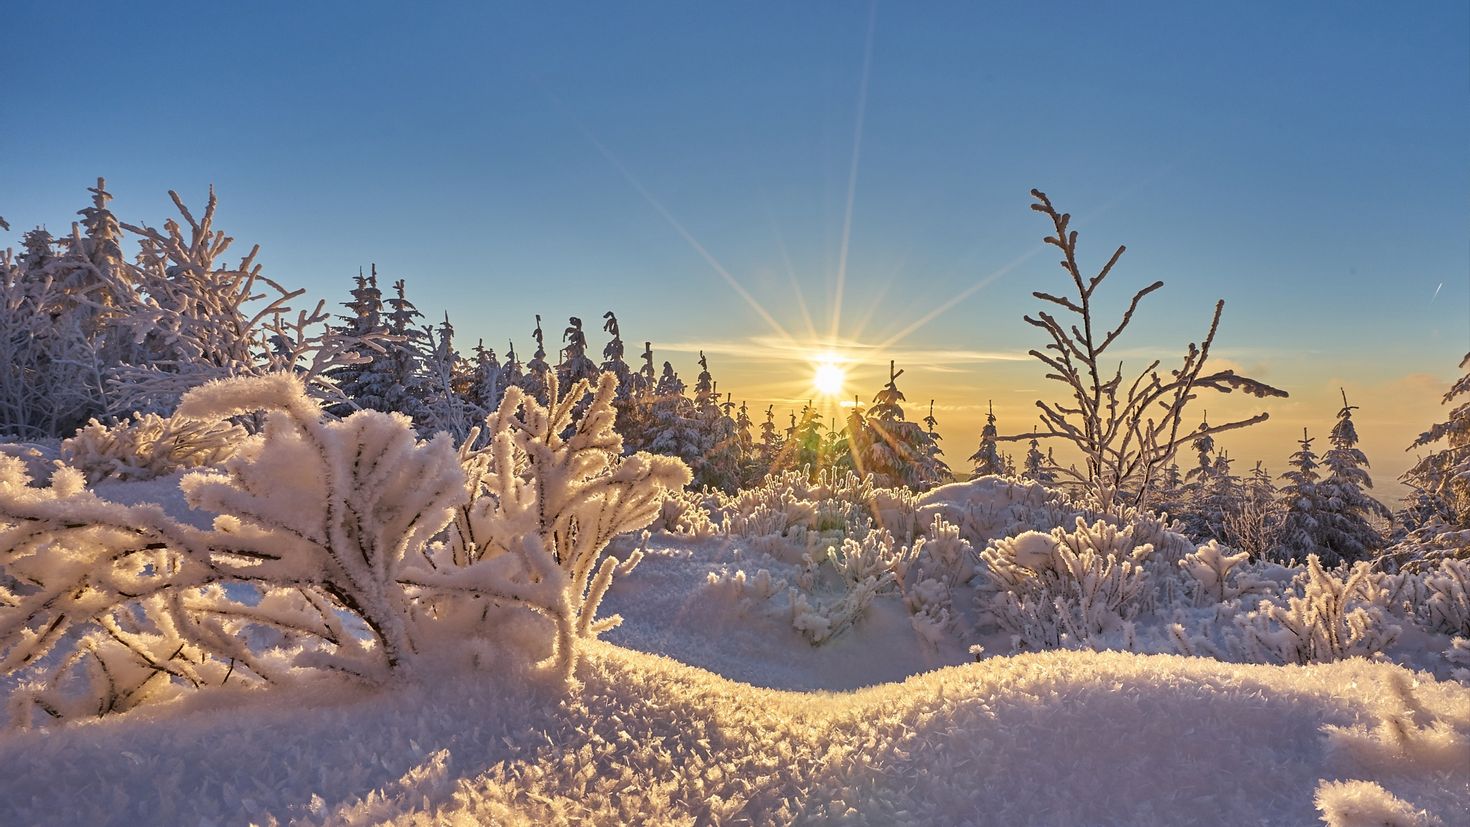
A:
[{"xmin": 0, "ymin": 644, "xmax": 1463, "ymax": 826}]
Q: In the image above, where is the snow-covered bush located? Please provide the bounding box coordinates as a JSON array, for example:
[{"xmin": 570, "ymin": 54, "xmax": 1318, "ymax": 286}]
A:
[
  {"xmin": 977, "ymin": 519, "xmax": 1155, "ymax": 650},
  {"xmin": 1179, "ymin": 540, "xmax": 1272, "ymax": 606},
  {"xmin": 0, "ymin": 370, "xmax": 685, "ymax": 723},
  {"xmin": 1414, "ymin": 559, "xmax": 1469, "ymax": 637},
  {"xmin": 420, "ymin": 372, "xmax": 690, "ymax": 679},
  {"xmin": 1230, "ymin": 556, "xmax": 1400, "ymax": 665},
  {"xmin": 60, "ymin": 412, "xmax": 246, "ymax": 483}
]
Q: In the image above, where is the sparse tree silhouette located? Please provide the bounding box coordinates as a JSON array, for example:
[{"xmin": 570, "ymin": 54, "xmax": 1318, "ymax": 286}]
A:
[{"xmin": 1000, "ymin": 189, "xmax": 1288, "ymax": 511}]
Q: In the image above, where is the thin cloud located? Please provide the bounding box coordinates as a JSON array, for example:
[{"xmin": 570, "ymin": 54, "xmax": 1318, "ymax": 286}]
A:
[{"xmin": 655, "ymin": 336, "xmax": 1031, "ymax": 368}]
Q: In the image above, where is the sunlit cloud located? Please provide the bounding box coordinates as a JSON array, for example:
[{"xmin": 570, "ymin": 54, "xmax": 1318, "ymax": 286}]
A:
[{"xmin": 655, "ymin": 336, "xmax": 1031, "ymax": 368}]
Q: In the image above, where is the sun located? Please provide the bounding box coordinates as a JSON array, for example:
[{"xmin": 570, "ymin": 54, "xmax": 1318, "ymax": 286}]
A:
[{"xmin": 813, "ymin": 357, "xmax": 847, "ymax": 397}]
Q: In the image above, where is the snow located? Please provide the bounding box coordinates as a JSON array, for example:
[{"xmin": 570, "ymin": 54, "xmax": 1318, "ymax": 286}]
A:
[
  {"xmin": 1, "ymin": 460, "xmax": 1466, "ymax": 825},
  {"xmin": 0, "ymin": 641, "xmax": 1463, "ymax": 825}
]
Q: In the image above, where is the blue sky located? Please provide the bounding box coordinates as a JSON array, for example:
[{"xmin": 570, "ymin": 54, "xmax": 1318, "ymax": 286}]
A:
[{"xmin": 3, "ymin": 1, "xmax": 1466, "ymax": 492}]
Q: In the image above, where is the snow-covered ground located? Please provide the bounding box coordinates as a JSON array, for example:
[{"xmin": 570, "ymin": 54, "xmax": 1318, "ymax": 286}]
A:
[
  {"xmin": 1, "ymin": 472, "xmax": 1466, "ymax": 825},
  {"xmin": 0, "ymin": 637, "xmax": 1464, "ymax": 825}
]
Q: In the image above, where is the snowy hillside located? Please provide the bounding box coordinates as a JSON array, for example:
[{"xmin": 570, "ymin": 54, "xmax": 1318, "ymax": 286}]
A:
[{"xmin": 0, "ymin": 639, "xmax": 1464, "ymax": 826}]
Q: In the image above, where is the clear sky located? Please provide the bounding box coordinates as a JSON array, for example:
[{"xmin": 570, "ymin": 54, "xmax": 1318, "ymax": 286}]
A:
[{"xmin": 3, "ymin": 1, "xmax": 1467, "ymax": 500}]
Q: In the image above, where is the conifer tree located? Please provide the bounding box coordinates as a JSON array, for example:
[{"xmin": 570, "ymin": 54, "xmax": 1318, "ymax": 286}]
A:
[
  {"xmin": 468, "ymin": 340, "xmax": 503, "ymax": 414},
  {"xmin": 599, "ymin": 311, "xmax": 632, "ymax": 394},
  {"xmin": 855, "ymin": 362, "xmax": 948, "ymax": 489},
  {"xmin": 757, "ymin": 404, "xmax": 782, "ymax": 471},
  {"xmin": 647, "ymin": 361, "xmax": 704, "ymax": 476},
  {"xmin": 919, "ymin": 400, "xmax": 953, "ymax": 485},
  {"xmin": 1317, "ymin": 390, "xmax": 1392, "ymax": 561},
  {"xmin": 501, "ymin": 340, "xmax": 524, "ymax": 391},
  {"xmin": 1403, "ymin": 353, "xmax": 1470, "ymax": 530},
  {"xmin": 775, "ymin": 403, "xmax": 827, "ymax": 479},
  {"xmin": 1279, "ymin": 428, "xmax": 1325, "ymax": 558},
  {"xmin": 1021, "ymin": 425, "xmax": 1057, "ymax": 487},
  {"xmin": 353, "ymin": 277, "xmax": 430, "ymax": 422},
  {"xmin": 968, "ymin": 401, "xmax": 1005, "ymax": 477},
  {"xmin": 521, "ymin": 315, "xmax": 551, "ymax": 405},
  {"xmin": 558, "ymin": 316, "xmax": 600, "ymax": 389},
  {"xmin": 420, "ymin": 313, "xmax": 477, "ymax": 441},
  {"xmin": 327, "ymin": 267, "xmax": 388, "ymax": 414}
]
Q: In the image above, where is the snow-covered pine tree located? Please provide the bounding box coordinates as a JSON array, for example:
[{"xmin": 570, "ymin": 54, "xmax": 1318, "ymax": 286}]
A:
[
  {"xmin": 1021, "ymin": 428, "xmax": 1057, "ymax": 487},
  {"xmin": 775, "ymin": 403, "xmax": 827, "ymax": 479},
  {"xmin": 557, "ymin": 316, "xmax": 600, "ymax": 390},
  {"xmin": 1180, "ymin": 416, "xmax": 1218, "ymax": 538},
  {"xmin": 734, "ymin": 399, "xmax": 761, "ymax": 486},
  {"xmin": 968, "ymin": 401, "xmax": 1005, "ymax": 478},
  {"xmin": 521, "ymin": 315, "xmax": 552, "ymax": 405},
  {"xmin": 325, "ymin": 267, "xmax": 388, "ymax": 414},
  {"xmin": 861, "ymin": 361, "xmax": 948, "ymax": 489},
  {"xmin": 683, "ymin": 354, "xmax": 740, "ymax": 490},
  {"xmin": 647, "ymin": 361, "xmax": 705, "ymax": 476},
  {"xmin": 1198, "ymin": 450, "xmax": 1244, "ymax": 541},
  {"xmin": 502, "ymin": 340, "xmax": 525, "ymax": 390},
  {"xmin": 345, "ymin": 276, "xmax": 430, "ymax": 422},
  {"xmin": 920, "ymin": 400, "xmax": 953, "ymax": 487},
  {"xmin": 1403, "ymin": 353, "xmax": 1470, "ymax": 530},
  {"xmin": 1316, "ymin": 390, "xmax": 1392, "ymax": 562},
  {"xmin": 599, "ymin": 312, "xmax": 632, "ymax": 394},
  {"xmin": 1279, "ymin": 428, "xmax": 1325, "ymax": 559},
  {"xmin": 693, "ymin": 388, "xmax": 742, "ymax": 492},
  {"xmin": 830, "ymin": 395, "xmax": 868, "ymax": 478},
  {"xmin": 757, "ymin": 404, "xmax": 782, "ymax": 471},
  {"xmin": 419, "ymin": 313, "xmax": 478, "ymax": 441},
  {"xmin": 468, "ymin": 340, "xmax": 504, "ymax": 415}
]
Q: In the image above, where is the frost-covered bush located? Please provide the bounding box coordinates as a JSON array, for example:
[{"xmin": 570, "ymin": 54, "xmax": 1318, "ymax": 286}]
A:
[
  {"xmin": 421, "ymin": 373, "xmax": 690, "ymax": 679},
  {"xmin": 916, "ymin": 476, "xmax": 1083, "ymax": 549},
  {"xmin": 709, "ymin": 468, "xmax": 922, "ymax": 543},
  {"xmin": 977, "ymin": 519, "xmax": 1155, "ymax": 650},
  {"xmin": 1179, "ymin": 541, "xmax": 1272, "ymax": 606},
  {"xmin": 1230, "ymin": 557, "xmax": 1400, "ymax": 666},
  {"xmin": 60, "ymin": 412, "xmax": 246, "ymax": 483},
  {"xmin": 0, "ymin": 371, "xmax": 684, "ymax": 724},
  {"xmin": 1414, "ymin": 559, "xmax": 1469, "ymax": 637}
]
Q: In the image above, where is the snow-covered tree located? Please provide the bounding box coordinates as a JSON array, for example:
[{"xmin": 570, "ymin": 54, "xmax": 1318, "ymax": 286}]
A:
[
  {"xmin": 326, "ymin": 267, "xmax": 388, "ymax": 414},
  {"xmin": 599, "ymin": 311, "xmax": 633, "ymax": 395},
  {"xmin": 969, "ymin": 401, "xmax": 1005, "ymax": 477},
  {"xmin": 1279, "ymin": 428, "xmax": 1325, "ymax": 559},
  {"xmin": 1317, "ymin": 390, "xmax": 1392, "ymax": 562},
  {"xmin": 557, "ymin": 316, "xmax": 599, "ymax": 389},
  {"xmin": 1022, "ymin": 427, "xmax": 1057, "ymax": 487},
  {"xmin": 520, "ymin": 315, "xmax": 551, "ymax": 405},
  {"xmin": 1403, "ymin": 353, "xmax": 1470, "ymax": 530},
  {"xmin": 419, "ymin": 314, "xmax": 478, "ymax": 442},
  {"xmin": 647, "ymin": 361, "xmax": 705, "ymax": 474},
  {"xmin": 1001, "ymin": 189, "xmax": 1287, "ymax": 510},
  {"xmin": 468, "ymin": 340, "xmax": 504, "ymax": 416},
  {"xmin": 852, "ymin": 362, "xmax": 948, "ymax": 489},
  {"xmin": 920, "ymin": 400, "xmax": 953, "ymax": 486}
]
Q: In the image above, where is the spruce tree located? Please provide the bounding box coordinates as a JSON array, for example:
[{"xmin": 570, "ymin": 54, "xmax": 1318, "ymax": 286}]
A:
[
  {"xmin": 647, "ymin": 361, "xmax": 704, "ymax": 476},
  {"xmin": 420, "ymin": 313, "xmax": 476, "ymax": 441},
  {"xmin": 1404, "ymin": 353, "xmax": 1470, "ymax": 530},
  {"xmin": 599, "ymin": 311, "xmax": 632, "ymax": 393},
  {"xmin": 968, "ymin": 401, "xmax": 1005, "ymax": 477},
  {"xmin": 327, "ymin": 267, "xmax": 388, "ymax": 414},
  {"xmin": 558, "ymin": 316, "xmax": 599, "ymax": 389},
  {"xmin": 1317, "ymin": 390, "xmax": 1392, "ymax": 561},
  {"xmin": 521, "ymin": 315, "xmax": 551, "ymax": 405},
  {"xmin": 1022, "ymin": 426, "xmax": 1057, "ymax": 487},
  {"xmin": 859, "ymin": 362, "xmax": 947, "ymax": 489},
  {"xmin": 1279, "ymin": 428, "xmax": 1324, "ymax": 558}
]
